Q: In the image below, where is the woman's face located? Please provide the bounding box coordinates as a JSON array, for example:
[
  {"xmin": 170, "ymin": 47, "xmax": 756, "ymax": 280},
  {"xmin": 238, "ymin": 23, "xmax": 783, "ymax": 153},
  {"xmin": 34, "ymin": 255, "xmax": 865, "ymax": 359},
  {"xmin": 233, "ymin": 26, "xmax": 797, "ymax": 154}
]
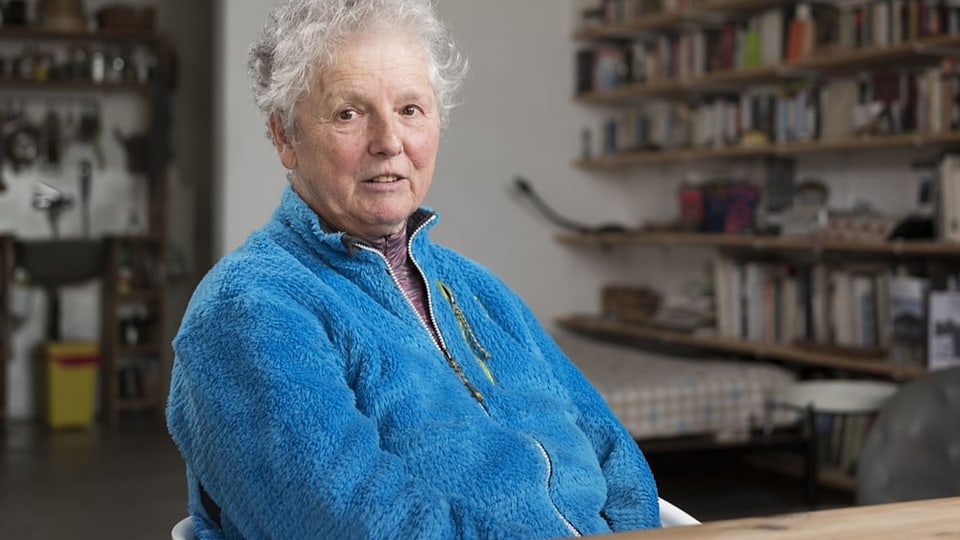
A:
[{"xmin": 271, "ymin": 31, "xmax": 440, "ymax": 240}]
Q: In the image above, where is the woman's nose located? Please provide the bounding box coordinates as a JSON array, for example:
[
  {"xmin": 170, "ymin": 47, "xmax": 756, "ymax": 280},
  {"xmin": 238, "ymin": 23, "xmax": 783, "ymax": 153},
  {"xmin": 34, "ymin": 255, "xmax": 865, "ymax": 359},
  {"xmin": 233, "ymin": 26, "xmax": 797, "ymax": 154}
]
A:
[{"xmin": 368, "ymin": 115, "xmax": 402, "ymax": 157}]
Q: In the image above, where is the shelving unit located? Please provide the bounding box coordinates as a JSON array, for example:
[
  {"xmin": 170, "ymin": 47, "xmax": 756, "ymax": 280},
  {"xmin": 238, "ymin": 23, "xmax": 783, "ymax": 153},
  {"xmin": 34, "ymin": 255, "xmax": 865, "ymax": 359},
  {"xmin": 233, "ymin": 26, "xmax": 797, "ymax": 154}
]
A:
[
  {"xmin": 567, "ymin": 0, "xmax": 960, "ymax": 490},
  {"xmin": 567, "ymin": 0, "xmax": 960, "ymax": 370},
  {"xmin": 0, "ymin": 28, "xmax": 173, "ymax": 425},
  {"xmin": 100, "ymin": 236, "xmax": 166, "ymax": 425},
  {"xmin": 0, "ymin": 234, "xmax": 13, "ymax": 427},
  {"xmin": 574, "ymin": 4, "xmax": 960, "ymax": 164}
]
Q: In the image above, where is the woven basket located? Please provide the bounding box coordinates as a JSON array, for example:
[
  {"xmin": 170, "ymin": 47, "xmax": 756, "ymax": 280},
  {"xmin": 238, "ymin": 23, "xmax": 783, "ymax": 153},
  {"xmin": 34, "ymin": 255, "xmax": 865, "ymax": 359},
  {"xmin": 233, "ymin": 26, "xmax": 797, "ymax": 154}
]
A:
[{"xmin": 601, "ymin": 285, "xmax": 660, "ymax": 323}]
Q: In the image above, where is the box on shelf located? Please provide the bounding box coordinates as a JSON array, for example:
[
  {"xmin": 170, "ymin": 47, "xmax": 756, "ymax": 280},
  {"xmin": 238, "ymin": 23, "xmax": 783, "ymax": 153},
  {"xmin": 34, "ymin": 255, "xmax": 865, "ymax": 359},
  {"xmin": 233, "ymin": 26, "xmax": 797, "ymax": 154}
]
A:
[
  {"xmin": 95, "ymin": 6, "xmax": 155, "ymax": 32},
  {"xmin": 601, "ymin": 285, "xmax": 660, "ymax": 324}
]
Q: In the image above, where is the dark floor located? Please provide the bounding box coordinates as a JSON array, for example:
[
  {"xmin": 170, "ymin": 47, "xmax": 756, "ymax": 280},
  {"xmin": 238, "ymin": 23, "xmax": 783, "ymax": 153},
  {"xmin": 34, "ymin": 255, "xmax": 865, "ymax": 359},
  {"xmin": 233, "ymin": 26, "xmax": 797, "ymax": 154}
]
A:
[
  {"xmin": 0, "ymin": 418, "xmax": 855, "ymax": 539},
  {"xmin": 647, "ymin": 450, "xmax": 855, "ymax": 523}
]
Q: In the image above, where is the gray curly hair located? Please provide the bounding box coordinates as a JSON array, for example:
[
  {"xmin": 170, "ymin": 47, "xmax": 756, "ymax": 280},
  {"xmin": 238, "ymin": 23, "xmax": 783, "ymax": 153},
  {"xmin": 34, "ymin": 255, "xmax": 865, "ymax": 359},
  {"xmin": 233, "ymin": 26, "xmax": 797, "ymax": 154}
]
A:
[{"xmin": 248, "ymin": 0, "xmax": 468, "ymax": 137}]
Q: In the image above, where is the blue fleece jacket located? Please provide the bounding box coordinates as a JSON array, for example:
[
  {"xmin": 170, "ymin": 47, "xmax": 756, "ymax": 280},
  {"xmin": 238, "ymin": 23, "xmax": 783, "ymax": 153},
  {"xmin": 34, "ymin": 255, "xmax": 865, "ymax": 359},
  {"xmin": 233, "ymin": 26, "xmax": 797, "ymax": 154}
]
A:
[{"xmin": 166, "ymin": 185, "xmax": 659, "ymax": 539}]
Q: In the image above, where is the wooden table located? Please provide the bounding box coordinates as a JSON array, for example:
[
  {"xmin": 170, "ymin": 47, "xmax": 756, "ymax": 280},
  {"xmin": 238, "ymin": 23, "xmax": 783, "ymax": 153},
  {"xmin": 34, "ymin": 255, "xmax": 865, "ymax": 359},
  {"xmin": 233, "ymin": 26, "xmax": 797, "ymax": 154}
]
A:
[{"xmin": 594, "ymin": 497, "xmax": 960, "ymax": 539}]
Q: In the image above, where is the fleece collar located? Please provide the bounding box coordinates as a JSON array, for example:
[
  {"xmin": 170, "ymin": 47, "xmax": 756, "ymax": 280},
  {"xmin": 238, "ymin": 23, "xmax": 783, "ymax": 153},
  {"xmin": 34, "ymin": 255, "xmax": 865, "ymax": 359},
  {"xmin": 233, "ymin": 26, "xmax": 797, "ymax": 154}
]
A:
[{"xmin": 273, "ymin": 184, "xmax": 437, "ymax": 256}]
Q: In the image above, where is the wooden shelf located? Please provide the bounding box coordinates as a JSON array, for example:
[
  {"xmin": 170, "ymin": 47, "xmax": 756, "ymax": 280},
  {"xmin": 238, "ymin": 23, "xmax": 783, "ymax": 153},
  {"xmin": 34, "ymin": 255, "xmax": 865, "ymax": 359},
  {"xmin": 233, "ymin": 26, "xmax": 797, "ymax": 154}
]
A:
[
  {"xmin": 0, "ymin": 29, "xmax": 164, "ymax": 96},
  {"xmin": 575, "ymin": 132, "xmax": 960, "ymax": 168},
  {"xmin": 575, "ymin": 11, "xmax": 686, "ymax": 40},
  {"xmin": 574, "ymin": 0, "xmax": 801, "ymax": 40},
  {"xmin": 557, "ymin": 230, "xmax": 960, "ymax": 257},
  {"xmin": 557, "ymin": 314, "xmax": 927, "ymax": 379},
  {"xmin": 0, "ymin": 27, "xmax": 161, "ymax": 44},
  {"xmin": 790, "ymin": 33, "xmax": 960, "ymax": 73},
  {"xmin": 0, "ymin": 79, "xmax": 150, "ymax": 93},
  {"xmin": 575, "ymin": 34, "xmax": 960, "ymax": 104}
]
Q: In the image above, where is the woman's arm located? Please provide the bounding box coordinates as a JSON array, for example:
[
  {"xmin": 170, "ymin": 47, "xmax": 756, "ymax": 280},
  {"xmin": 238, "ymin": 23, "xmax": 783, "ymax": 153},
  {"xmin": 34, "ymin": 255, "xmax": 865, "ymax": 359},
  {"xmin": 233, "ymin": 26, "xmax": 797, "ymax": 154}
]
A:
[
  {"xmin": 166, "ymin": 291, "xmax": 532, "ymax": 540},
  {"xmin": 515, "ymin": 302, "xmax": 661, "ymax": 531}
]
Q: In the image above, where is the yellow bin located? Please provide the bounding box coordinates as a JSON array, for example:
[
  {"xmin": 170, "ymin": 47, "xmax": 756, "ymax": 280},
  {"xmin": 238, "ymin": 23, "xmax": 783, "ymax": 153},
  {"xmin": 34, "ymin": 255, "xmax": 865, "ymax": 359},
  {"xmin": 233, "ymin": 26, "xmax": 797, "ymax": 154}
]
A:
[{"xmin": 42, "ymin": 342, "xmax": 100, "ymax": 428}]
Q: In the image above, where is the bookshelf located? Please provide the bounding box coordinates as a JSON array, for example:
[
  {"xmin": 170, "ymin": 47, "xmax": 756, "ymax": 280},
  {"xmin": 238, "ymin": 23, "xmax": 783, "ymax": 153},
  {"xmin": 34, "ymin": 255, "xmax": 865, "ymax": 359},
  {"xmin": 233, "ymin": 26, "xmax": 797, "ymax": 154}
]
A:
[
  {"xmin": 566, "ymin": 0, "xmax": 960, "ymax": 374},
  {"xmin": 567, "ymin": 0, "xmax": 960, "ymax": 488},
  {"xmin": 575, "ymin": 0, "xmax": 960, "ymax": 159}
]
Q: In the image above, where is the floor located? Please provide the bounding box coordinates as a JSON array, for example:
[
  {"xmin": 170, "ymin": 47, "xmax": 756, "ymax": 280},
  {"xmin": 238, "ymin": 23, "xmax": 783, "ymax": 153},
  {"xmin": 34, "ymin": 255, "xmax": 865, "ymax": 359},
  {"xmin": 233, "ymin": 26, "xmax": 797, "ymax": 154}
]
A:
[
  {"xmin": 0, "ymin": 418, "xmax": 855, "ymax": 540},
  {"xmin": 1, "ymin": 417, "xmax": 185, "ymax": 540}
]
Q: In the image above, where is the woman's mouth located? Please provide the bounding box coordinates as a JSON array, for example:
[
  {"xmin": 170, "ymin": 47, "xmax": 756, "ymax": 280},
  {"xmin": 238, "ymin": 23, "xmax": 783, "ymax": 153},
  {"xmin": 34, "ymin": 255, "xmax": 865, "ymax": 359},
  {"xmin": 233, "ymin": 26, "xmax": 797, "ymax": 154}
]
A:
[{"xmin": 367, "ymin": 175, "xmax": 401, "ymax": 183}]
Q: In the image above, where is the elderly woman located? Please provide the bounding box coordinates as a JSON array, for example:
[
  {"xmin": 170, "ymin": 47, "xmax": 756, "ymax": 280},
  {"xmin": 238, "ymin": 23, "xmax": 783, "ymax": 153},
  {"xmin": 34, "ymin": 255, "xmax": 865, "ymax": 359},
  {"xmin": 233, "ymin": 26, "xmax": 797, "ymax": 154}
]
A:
[{"xmin": 166, "ymin": 0, "xmax": 659, "ymax": 538}]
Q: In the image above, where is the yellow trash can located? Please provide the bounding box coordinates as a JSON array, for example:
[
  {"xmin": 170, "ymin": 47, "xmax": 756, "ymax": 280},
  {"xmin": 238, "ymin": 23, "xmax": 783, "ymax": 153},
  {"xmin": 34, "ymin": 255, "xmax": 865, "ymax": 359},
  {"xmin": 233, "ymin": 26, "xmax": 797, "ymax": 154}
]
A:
[{"xmin": 42, "ymin": 342, "xmax": 100, "ymax": 428}]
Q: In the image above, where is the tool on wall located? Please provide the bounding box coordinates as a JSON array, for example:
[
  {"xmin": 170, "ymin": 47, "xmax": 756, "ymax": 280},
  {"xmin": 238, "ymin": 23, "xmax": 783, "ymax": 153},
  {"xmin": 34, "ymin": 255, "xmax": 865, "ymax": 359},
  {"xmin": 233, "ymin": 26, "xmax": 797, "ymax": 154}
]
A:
[
  {"xmin": 77, "ymin": 101, "xmax": 105, "ymax": 167},
  {"xmin": 32, "ymin": 181, "xmax": 73, "ymax": 239},
  {"xmin": 79, "ymin": 159, "xmax": 92, "ymax": 237},
  {"xmin": 41, "ymin": 106, "xmax": 63, "ymax": 169},
  {"xmin": 114, "ymin": 127, "xmax": 150, "ymax": 174},
  {"xmin": 513, "ymin": 175, "xmax": 636, "ymax": 235},
  {"xmin": 5, "ymin": 116, "xmax": 41, "ymax": 171}
]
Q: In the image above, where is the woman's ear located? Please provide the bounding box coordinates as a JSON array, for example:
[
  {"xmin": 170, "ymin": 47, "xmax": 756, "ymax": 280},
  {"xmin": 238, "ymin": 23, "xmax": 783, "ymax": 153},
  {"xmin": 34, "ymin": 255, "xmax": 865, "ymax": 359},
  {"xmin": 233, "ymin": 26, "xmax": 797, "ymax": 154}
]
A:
[{"xmin": 268, "ymin": 113, "xmax": 297, "ymax": 170}]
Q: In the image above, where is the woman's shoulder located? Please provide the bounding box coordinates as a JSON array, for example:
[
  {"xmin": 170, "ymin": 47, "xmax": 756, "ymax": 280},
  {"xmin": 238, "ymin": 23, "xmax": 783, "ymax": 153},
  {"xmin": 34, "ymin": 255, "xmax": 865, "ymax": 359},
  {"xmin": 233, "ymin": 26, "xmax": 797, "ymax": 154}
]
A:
[{"xmin": 192, "ymin": 229, "xmax": 319, "ymax": 306}]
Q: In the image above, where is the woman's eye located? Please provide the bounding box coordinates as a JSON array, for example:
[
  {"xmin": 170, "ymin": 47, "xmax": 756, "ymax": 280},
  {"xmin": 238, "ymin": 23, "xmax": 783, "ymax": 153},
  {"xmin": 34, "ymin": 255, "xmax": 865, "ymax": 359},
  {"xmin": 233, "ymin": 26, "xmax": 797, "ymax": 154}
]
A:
[
  {"xmin": 338, "ymin": 109, "xmax": 357, "ymax": 120},
  {"xmin": 401, "ymin": 105, "xmax": 420, "ymax": 116}
]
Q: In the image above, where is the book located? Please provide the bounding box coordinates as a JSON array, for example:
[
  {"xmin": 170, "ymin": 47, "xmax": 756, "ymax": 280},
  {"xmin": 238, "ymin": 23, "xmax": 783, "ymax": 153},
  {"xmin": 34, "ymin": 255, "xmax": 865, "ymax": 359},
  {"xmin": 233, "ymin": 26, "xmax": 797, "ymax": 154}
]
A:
[
  {"xmin": 927, "ymin": 290, "xmax": 960, "ymax": 370},
  {"xmin": 938, "ymin": 153, "xmax": 960, "ymax": 241},
  {"xmin": 888, "ymin": 274, "xmax": 930, "ymax": 366},
  {"xmin": 819, "ymin": 78, "xmax": 859, "ymax": 140}
]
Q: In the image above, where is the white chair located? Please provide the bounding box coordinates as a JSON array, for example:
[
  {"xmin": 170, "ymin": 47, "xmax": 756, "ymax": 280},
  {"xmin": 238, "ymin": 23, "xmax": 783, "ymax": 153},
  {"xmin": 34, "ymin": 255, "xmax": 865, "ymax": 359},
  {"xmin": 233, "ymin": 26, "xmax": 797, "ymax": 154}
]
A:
[
  {"xmin": 659, "ymin": 497, "xmax": 700, "ymax": 527},
  {"xmin": 171, "ymin": 516, "xmax": 195, "ymax": 540}
]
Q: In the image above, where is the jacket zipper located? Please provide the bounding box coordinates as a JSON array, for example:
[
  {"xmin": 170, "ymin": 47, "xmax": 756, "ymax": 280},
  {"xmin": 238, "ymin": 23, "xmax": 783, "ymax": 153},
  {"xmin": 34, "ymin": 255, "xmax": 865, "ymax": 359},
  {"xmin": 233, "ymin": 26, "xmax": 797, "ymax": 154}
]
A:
[
  {"xmin": 532, "ymin": 438, "xmax": 583, "ymax": 537},
  {"xmin": 436, "ymin": 280, "xmax": 495, "ymax": 384},
  {"xmin": 354, "ymin": 218, "xmax": 489, "ymax": 414}
]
